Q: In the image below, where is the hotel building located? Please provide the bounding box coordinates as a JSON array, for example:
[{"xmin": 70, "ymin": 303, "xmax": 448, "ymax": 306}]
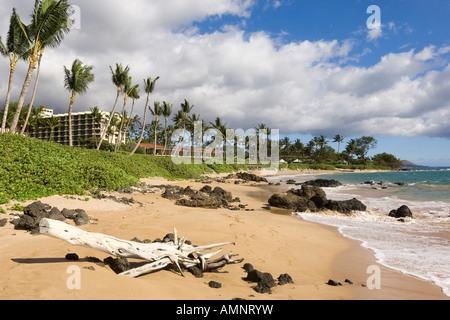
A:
[{"xmin": 28, "ymin": 108, "xmax": 126, "ymax": 147}]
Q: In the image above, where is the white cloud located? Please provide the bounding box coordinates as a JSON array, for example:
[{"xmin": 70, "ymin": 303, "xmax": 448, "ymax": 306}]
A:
[
  {"xmin": 1, "ymin": 0, "xmax": 450, "ymax": 140},
  {"xmin": 367, "ymin": 28, "xmax": 383, "ymax": 42}
]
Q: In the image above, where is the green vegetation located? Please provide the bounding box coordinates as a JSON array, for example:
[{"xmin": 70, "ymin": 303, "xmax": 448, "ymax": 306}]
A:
[
  {"xmin": 279, "ymin": 135, "xmax": 401, "ymax": 170},
  {"xmin": 8, "ymin": 203, "xmax": 23, "ymax": 211},
  {"xmin": 372, "ymin": 153, "xmax": 403, "ymax": 170},
  {"xmin": 0, "ymin": 134, "xmax": 250, "ymax": 203}
]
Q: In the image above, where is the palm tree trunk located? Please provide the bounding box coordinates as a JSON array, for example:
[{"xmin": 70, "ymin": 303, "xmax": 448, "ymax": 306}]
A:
[
  {"xmin": 1, "ymin": 58, "xmax": 16, "ymax": 133},
  {"xmin": 119, "ymin": 99, "xmax": 136, "ymax": 151},
  {"xmin": 97, "ymin": 88, "xmax": 120, "ymax": 150},
  {"xmin": 153, "ymin": 116, "xmax": 159, "ymax": 155},
  {"xmin": 130, "ymin": 94, "xmax": 150, "ymax": 156},
  {"xmin": 21, "ymin": 50, "xmax": 43, "ymax": 135},
  {"xmin": 115, "ymin": 96, "xmax": 128, "ymax": 153},
  {"xmin": 68, "ymin": 92, "xmax": 76, "ymax": 147},
  {"xmin": 9, "ymin": 58, "xmax": 38, "ymax": 133},
  {"xmin": 163, "ymin": 117, "xmax": 168, "ymax": 155}
]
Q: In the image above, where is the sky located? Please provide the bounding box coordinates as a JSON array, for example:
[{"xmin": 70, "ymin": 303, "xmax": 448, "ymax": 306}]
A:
[{"xmin": 0, "ymin": 0, "xmax": 449, "ymax": 166}]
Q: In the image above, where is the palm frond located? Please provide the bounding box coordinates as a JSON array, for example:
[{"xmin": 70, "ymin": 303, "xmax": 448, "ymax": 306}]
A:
[
  {"xmin": 64, "ymin": 58, "xmax": 94, "ymax": 94},
  {"xmin": 32, "ymin": 0, "xmax": 71, "ymax": 49}
]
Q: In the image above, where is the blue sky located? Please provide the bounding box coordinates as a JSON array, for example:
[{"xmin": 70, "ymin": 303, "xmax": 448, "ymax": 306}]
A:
[
  {"xmin": 1, "ymin": 0, "xmax": 449, "ymax": 166},
  {"xmin": 191, "ymin": 0, "xmax": 450, "ymax": 166}
]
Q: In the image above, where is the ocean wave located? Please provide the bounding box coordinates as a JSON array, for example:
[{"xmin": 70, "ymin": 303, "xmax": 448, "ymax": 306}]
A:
[
  {"xmin": 295, "ymin": 211, "xmax": 450, "ymax": 297},
  {"xmin": 271, "ymin": 171, "xmax": 450, "ymax": 296}
]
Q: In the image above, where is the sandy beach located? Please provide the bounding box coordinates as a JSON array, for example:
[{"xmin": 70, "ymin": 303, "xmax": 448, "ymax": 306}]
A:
[{"xmin": 0, "ymin": 171, "xmax": 448, "ymax": 300}]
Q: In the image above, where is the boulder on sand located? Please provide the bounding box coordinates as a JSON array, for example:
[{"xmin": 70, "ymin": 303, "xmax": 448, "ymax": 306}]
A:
[
  {"xmin": 389, "ymin": 205, "xmax": 413, "ymax": 218},
  {"xmin": 268, "ymin": 186, "xmax": 366, "ymax": 215},
  {"xmin": 162, "ymin": 185, "xmax": 240, "ymax": 209},
  {"xmin": 12, "ymin": 201, "xmax": 90, "ymax": 233}
]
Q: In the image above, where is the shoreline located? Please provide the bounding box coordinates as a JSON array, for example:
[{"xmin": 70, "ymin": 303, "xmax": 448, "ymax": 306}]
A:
[
  {"xmin": 0, "ymin": 171, "xmax": 448, "ymax": 300},
  {"xmin": 254, "ymin": 169, "xmax": 449, "ymax": 299}
]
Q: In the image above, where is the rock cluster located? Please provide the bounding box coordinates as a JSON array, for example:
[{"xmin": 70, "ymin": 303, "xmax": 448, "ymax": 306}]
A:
[
  {"xmin": 162, "ymin": 185, "xmax": 251, "ymax": 211},
  {"xmin": 268, "ymin": 185, "xmax": 366, "ymax": 215},
  {"xmin": 234, "ymin": 172, "xmax": 268, "ymax": 183},
  {"xmin": 12, "ymin": 201, "xmax": 90, "ymax": 233},
  {"xmin": 242, "ymin": 263, "xmax": 293, "ymax": 294},
  {"xmin": 299, "ymin": 179, "xmax": 343, "ymax": 188}
]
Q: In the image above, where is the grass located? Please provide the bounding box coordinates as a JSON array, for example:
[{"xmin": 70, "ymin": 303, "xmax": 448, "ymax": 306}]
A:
[{"xmin": 0, "ymin": 134, "xmax": 248, "ymax": 203}]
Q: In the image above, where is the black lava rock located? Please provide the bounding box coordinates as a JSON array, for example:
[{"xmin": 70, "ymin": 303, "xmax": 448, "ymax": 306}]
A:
[
  {"xmin": 104, "ymin": 257, "xmax": 130, "ymax": 274},
  {"xmin": 278, "ymin": 274, "xmax": 294, "ymax": 286},
  {"xmin": 301, "ymin": 179, "xmax": 343, "ymax": 188},
  {"xmin": 188, "ymin": 266, "xmax": 204, "ymax": 278},
  {"xmin": 242, "ymin": 263, "xmax": 254, "ymax": 272},
  {"xmin": 208, "ymin": 281, "xmax": 222, "ymax": 289},
  {"xmin": 65, "ymin": 253, "xmax": 79, "ymax": 261},
  {"xmin": 326, "ymin": 279, "xmax": 342, "ymax": 286},
  {"xmin": 254, "ymin": 282, "xmax": 272, "ymax": 294},
  {"xmin": 245, "ymin": 270, "xmax": 276, "ymax": 287},
  {"xmin": 389, "ymin": 205, "xmax": 413, "ymax": 218},
  {"xmin": 13, "ymin": 201, "xmax": 52, "ymax": 233}
]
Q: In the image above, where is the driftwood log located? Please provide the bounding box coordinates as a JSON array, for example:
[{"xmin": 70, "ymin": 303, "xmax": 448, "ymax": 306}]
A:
[{"xmin": 39, "ymin": 218, "xmax": 243, "ymax": 277}]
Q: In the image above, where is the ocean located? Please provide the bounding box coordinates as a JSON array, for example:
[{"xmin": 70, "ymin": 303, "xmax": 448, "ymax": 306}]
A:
[{"xmin": 265, "ymin": 168, "xmax": 450, "ymax": 297}]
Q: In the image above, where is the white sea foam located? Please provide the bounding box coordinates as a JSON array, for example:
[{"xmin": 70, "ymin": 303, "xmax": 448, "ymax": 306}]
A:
[
  {"xmin": 295, "ymin": 204, "xmax": 450, "ymax": 297},
  {"xmin": 267, "ymin": 172, "xmax": 450, "ymax": 296}
]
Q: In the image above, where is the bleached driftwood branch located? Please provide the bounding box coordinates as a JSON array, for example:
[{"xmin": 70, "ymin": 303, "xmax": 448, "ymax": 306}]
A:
[{"xmin": 39, "ymin": 218, "xmax": 243, "ymax": 277}]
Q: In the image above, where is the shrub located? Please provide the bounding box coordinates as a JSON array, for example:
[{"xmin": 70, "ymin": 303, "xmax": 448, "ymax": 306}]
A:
[{"xmin": 0, "ymin": 134, "xmax": 216, "ymax": 202}]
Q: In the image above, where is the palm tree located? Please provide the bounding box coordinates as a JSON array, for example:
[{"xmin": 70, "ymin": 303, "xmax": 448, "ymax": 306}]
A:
[
  {"xmin": 127, "ymin": 114, "xmax": 141, "ymax": 141},
  {"xmin": 44, "ymin": 116, "xmax": 62, "ymax": 142},
  {"xmin": 106, "ymin": 114, "xmax": 120, "ymax": 145},
  {"xmin": 172, "ymin": 109, "xmax": 185, "ymax": 129},
  {"xmin": 120, "ymin": 85, "xmax": 140, "ymax": 149},
  {"xmin": 187, "ymin": 113, "xmax": 201, "ymax": 132},
  {"xmin": 162, "ymin": 101, "xmax": 173, "ymax": 155},
  {"xmin": 280, "ymin": 137, "xmax": 291, "ymax": 155},
  {"xmin": 63, "ymin": 59, "xmax": 94, "ymax": 147},
  {"xmin": 293, "ymin": 139, "xmax": 305, "ymax": 162},
  {"xmin": 115, "ymin": 77, "xmax": 138, "ymax": 152},
  {"xmin": 255, "ymin": 123, "xmax": 271, "ymax": 137},
  {"xmin": 116, "ymin": 110, "xmax": 129, "ymax": 150},
  {"xmin": 150, "ymin": 102, "xmax": 163, "ymax": 155},
  {"xmin": 20, "ymin": 49, "xmax": 43, "ymax": 135},
  {"xmin": 27, "ymin": 105, "xmax": 45, "ymax": 136},
  {"xmin": 0, "ymin": 8, "xmax": 28, "ymax": 133},
  {"xmin": 316, "ymin": 135, "xmax": 328, "ymax": 162},
  {"xmin": 88, "ymin": 107, "xmax": 103, "ymax": 146},
  {"xmin": 210, "ymin": 117, "xmax": 228, "ymax": 147},
  {"xmin": 333, "ymin": 134, "xmax": 344, "ymax": 153},
  {"xmin": 255, "ymin": 123, "xmax": 271, "ymax": 155},
  {"xmin": 97, "ymin": 63, "xmax": 130, "ymax": 150},
  {"xmin": 9, "ymin": 0, "xmax": 71, "ymax": 133},
  {"xmin": 180, "ymin": 99, "xmax": 194, "ymax": 132},
  {"xmin": 318, "ymin": 135, "xmax": 328, "ymax": 149},
  {"xmin": 306, "ymin": 140, "xmax": 315, "ymax": 160},
  {"xmin": 130, "ymin": 76, "xmax": 159, "ymax": 156},
  {"xmin": 129, "ymin": 86, "xmax": 141, "ymax": 119},
  {"xmin": 345, "ymin": 139, "xmax": 357, "ymax": 164}
]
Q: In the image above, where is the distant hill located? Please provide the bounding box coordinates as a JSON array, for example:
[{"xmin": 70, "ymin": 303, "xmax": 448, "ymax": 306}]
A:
[{"xmin": 401, "ymin": 160, "xmax": 422, "ymax": 167}]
